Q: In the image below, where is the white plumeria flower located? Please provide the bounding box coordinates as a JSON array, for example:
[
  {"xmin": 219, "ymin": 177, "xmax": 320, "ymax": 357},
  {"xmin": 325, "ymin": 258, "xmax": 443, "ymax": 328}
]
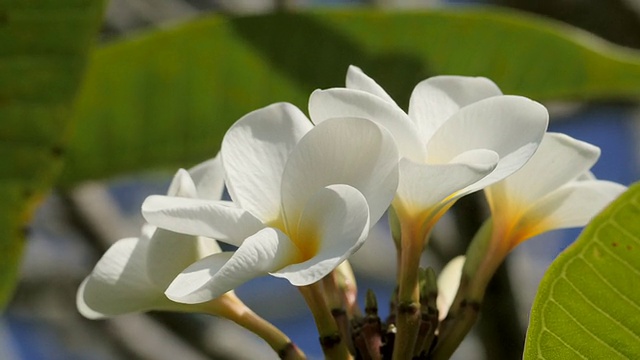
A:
[
  {"xmin": 142, "ymin": 102, "xmax": 399, "ymax": 304},
  {"xmin": 77, "ymin": 157, "xmax": 230, "ymax": 318},
  {"xmin": 437, "ymin": 133, "xmax": 628, "ymax": 344},
  {"xmin": 309, "ymin": 65, "xmax": 549, "ymax": 226},
  {"xmin": 484, "ymin": 132, "xmax": 627, "ymax": 251}
]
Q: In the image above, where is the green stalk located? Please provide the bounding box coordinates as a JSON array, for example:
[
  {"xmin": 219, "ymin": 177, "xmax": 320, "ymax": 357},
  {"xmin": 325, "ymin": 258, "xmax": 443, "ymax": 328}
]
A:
[
  {"xmin": 299, "ymin": 283, "xmax": 353, "ymax": 360},
  {"xmin": 322, "ymin": 270, "xmax": 354, "ymax": 354},
  {"xmin": 431, "ymin": 218, "xmax": 508, "ymax": 360},
  {"xmin": 392, "ymin": 217, "xmax": 425, "ymax": 360},
  {"xmin": 199, "ymin": 293, "xmax": 306, "ymax": 359},
  {"xmin": 415, "ymin": 267, "xmax": 438, "ymax": 356}
]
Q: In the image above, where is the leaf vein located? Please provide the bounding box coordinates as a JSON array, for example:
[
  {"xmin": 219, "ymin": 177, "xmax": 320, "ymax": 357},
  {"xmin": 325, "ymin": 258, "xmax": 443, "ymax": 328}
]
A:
[
  {"xmin": 540, "ymin": 328, "xmax": 589, "ymax": 360},
  {"xmin": 560, "ymin": 272, "xmax": 640, "ymax": 342},
  {"xmin": 606, "ymin": 221, "xmax": 640, "ymax": 246},
  {"xmin": 577, "ymin": 248, "xmax": 640, "ymax": 312},
  {"xmin": 548, "ymin": 298, "xmax": 628, "ymax": 358},
  {"xmin": 593, "ymin": 239, "xmax": 640, "ymax": 276}
]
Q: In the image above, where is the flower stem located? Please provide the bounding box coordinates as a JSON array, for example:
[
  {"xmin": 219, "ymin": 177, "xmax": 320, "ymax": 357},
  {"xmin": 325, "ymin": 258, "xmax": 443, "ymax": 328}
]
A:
[
  {"xmin": 322, "ymin": 270, "xmax": 354, "ymax": 354},
  {"xmin": 414, "ymin": 267, "xmax": 438, "ymax": 356},
  {"xmin": 201, "ymin": 293, "xmax": 306, "ymax": 360},
  {"xmin": 392, "ymin": 217, "xmax": 425, "ymax": 360},
  {"xmin": 299, "ymin": 282, "xmax": 353, "ymax": 360},
  {"xmin": 430, "ymin": 286, "xmax": 481, "ymax": 360},
  {"xmin": 431, "ymin": 218, "xmax": 507, "ymax": 360}
]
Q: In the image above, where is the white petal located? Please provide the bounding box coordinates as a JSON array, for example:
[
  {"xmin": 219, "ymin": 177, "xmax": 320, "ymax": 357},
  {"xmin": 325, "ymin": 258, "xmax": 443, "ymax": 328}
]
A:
[
  {"xmin": 165, "ymin": 228, "xmax": 300, "ymax": 303},
  {"xmin": 77, "ymin": 237, "xmax": 172, "ymax": 318},
  {"xmin": 345, "ymin": 65, "xmax": 397, "ymax": 104},
  {"xmin": 167, "ymin": 169, "xmax": 198, "ymax": 198},
  {"xmin": 486, "ymin": 132, "xmax": 600, "ymax": 213},
  {"xmin": 518, "ymin": 180, "xmax": 627, "ymax": 236},
  {"xmin": 146, "ymin": 228, "xmax": 222, "ymax": 289},
  {"xmin": 76, "ymin": 279, "xmax": 107, "ymax": 319},
  {"xmin": 280, "ymin": 117, "xmax": 399, "ymax": 229},
  {"xmin": 578, "ymin": 171, "xmax": 597, "ymax": 181},
  {"xmin": 395, "ymin": 154, "xmax": 497, "ymax": 218},
  {"xmin": 450, "ymin": 148, "xmax": 500, "ymax": 168},
  {"xmin": 272, "ymin": 184, "xmax": 370, "ymax": 286},
  {"xmin": 437, "ymin": 255, "xmax": 466, "ymax": 321},
  {"xmin": 427, "ymin": 95, "xmax": 548, "ymax": 194},
  {"xmin": 189, "ymin": 154, "xmax": 225, "ymax": 200},
  {"xmin": 221, "ymin": 102, "xmax": 312, "ymax": 223},
  {"xmin": 409, "ymin": 76, "xmax": 502, "ymax": 141},
  {"xmin": 309, "ymin": 88, "xmax": 425, "ymax": 160},
  {"xmin": 142, "ymin": 195, "xmax": 264, "ymax": 247}
]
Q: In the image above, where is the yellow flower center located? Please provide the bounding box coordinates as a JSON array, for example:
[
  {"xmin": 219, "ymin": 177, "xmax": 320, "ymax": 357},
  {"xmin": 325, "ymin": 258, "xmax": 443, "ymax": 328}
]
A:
[
  {"xmin": 268, "ymin": 215, "xmax": 320, "ymax": 264},
  {"xmin": 292, "ymin": 220, "xmax": 321, "ymax": 263}
]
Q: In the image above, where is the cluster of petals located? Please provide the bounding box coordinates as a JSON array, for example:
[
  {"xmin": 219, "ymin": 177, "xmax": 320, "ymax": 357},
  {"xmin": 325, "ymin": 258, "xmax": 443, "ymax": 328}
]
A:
[
  {"xmin": 79, "ymin": 64, "xmax": 627, "ymax": 320},
  {"xmin": 309, "ymin": 66, "xmax": 550, "ymax": 224},
  {"xmin": 77, "ymin": 158, "xmax": 230, "ymax": 317},
  {"xmin": 142, "ymin": 103, "xmax": 399, "ymax": 304},
  {"xmin": 484, "ymin": 132, "xmax": 628, "ymax": 250}
]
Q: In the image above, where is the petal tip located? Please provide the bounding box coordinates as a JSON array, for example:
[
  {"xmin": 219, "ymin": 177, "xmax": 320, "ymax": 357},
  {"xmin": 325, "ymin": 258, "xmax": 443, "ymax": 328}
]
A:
[{"xmin": 164, "ymin": 281, "xmax": 212, "ymax": 305}]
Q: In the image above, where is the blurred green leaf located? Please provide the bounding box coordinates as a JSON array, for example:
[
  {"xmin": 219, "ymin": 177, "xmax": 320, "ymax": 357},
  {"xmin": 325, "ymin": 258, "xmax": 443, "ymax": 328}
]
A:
[
  {"xmin": 524, "ymin": 182, "xmax": 640, "ymax": 359},
  {"xmin": 0, "ymin": 0, "xmax": 104, "ymax": 310},
  {"xmin": 60, "ymin": 8, "xmax": 640, "ymax": 184}
]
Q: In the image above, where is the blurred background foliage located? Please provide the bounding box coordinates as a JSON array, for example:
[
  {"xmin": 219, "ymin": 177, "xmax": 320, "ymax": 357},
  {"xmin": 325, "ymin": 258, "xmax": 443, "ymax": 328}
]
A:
[{"xmin": 2, "ymin": 0, "xmax": 640, "ymax": 359}]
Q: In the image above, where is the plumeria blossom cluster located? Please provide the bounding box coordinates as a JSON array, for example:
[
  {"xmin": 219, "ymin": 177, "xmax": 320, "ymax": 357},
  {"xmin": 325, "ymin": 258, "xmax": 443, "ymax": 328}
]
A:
[{"xmin": 78, "ymin": 66, "xmax": 627, "ymax": 360}]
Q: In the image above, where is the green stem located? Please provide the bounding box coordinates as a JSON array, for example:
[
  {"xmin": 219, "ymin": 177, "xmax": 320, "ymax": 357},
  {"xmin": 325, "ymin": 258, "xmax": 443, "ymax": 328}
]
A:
[
  {"xmin": 322, "ymin": 271, "xmax": 354, "ymax": 354},
  {"xmin": 392, "ymin": 217, "xmax": 425, "ymax": 360},
  {"xmin": 415, "ymin": 267, "xmax": 438, "ymax": 356},
  {"xmin": 430, "ymin": 291, "xmax": 481, "ymax": 360},
  {"xmin": 200, "ymin": 293, "xmax": 306, "ymax": 359},
  {"xmin": 299, "ymin": 283, "xmax": 353, "ymax": 360},
  {"xmin": 431, "ymin": 218, "xmax": 508, "ymax": 360}
]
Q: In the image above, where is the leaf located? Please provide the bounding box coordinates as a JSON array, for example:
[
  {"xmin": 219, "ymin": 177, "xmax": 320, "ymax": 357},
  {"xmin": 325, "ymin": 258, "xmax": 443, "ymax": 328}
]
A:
[
  {"xmin": 0, "ymin": 0, "xmax": 104, "ymax": 310},
  {"xmin": 524, "ymin": 182, "xmax": 640, "ymax": 359},
  {"xmin": 58, "ymin": 7, "xmax": 640, "ymax": 185}
]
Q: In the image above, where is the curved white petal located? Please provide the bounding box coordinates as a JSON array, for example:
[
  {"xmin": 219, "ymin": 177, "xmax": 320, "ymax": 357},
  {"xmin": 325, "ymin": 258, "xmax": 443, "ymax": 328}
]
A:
[
  {"xmin": 77, "ymin": 237, "xmax": 173, "ymax": 318},
  {"xmin": 437, "ymin": 255, "xmax": 465, "ymax": 321},
  {"xmin": 427, "ymin": 95, "xmax": 548, "ymax": 195},
  {"xmin": 164, "ymin": 251, "xmax": 234, "ymax": 304},
  {"xmin": 578, "ymin": 171, "xmax": 596, "ymax": 181},
  {"xmin": 76, "ymin": 279, "xmax": 107, "ymax": 319},
  {"xmin": 309, "ymin": 88, "xmax": 425, "ymax": 160},
  {"xmin": 486, "ymin": 133, "xmax": 600, "ymax": 214},
  {"xmin": 395, "ymin": 154, "xmax": 497, "ymax": 218},
  {"xmin": 167, "ymin": 169, "xmax": 198, "ymax": 198},
  {"xmin": 272, "ymin": 185, "xmax": 370, "ymax": 286},
  {"xmin": 188, "ymin": 154, "xmax": 225, "ymax": 200},
  {"xmin": 165, "ymin": 228, "xmax": 300, "ymax": 304},
  {"xmin": 409, "ymin": 76, "xmax": 502, "ymax": 141},
  {"xmin": 449, "ymin": 148, "xmax": 500, "ymax": 168},
  {"xmin": 146, "ymin": 227, "xmax": 222, "ymax": 290},
  {"xmin": 221, "ymin": 102, "xmax": 312, "ymax": 223},
  {"xmin": 345, "ymin": 65, "xmax": 397, "ymax": 104},
  {"xmin": 517, "ymin": 180, "xmax": 627, "ymax": 238},
  {"xmin": 142, "ymin": 195, "xmax": 264, "ymax": 247},
  {"xmin": 281, "ymin": 117, "xmax": 399, "ymax": 229}
]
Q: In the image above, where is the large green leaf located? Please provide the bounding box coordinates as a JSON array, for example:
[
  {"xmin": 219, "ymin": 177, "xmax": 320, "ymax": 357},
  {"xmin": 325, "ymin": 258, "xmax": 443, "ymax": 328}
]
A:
[
  {"xmin": 0, "ymin": 0, "xmax": 104, "ymax": 309},
  {"xmin": 524, "ymin": 182, "xmax": 640, "ymax": 359},
  {"xmin": 59, "ymin": 7, "xmax": 640, "ymax": 184}
]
